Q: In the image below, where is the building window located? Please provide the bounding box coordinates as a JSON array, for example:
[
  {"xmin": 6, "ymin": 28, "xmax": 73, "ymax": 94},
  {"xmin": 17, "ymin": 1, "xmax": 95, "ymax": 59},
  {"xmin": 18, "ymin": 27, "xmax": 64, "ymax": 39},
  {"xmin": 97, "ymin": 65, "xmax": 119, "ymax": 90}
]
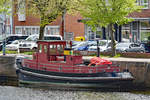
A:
[
  {"xmin": 136, "ymin": 0, "xmax": 149, "ymax": 9},
  {"xmin": 85, "ymin": 25, "xmax": 102, "ymax": 40},
  {"xmin": 32, "ymin": 28, "xmax": 35, "ymax": 34},
  {"xmin": 15, "ymin": 26, "xmax": 60, "ymax": 35},
  {"xmin": 96, "ymin": 31, "xmax": 101, "ymax": 39},
  {"xmin": 0, "ymin": 23, "xmax": 3, "ymax": 35},
  {"xmin": 140, "ymin": 21, "xmax": 150, "ymax": 42},
  {"xmin": 89, "ymin": 31, "xmax": 95, "ymax": 40},
  {"xmin": 141, "ymin": 21, "xmax": 150, "ymax": 29},
  {"xmin": 50, "ymin": 28, "xmax": 59, "ymax": 35},
  {"xmin": 6, "ymin": 25, "xmax": 11, "ymax": 34},
  {"xmin": 18, "ymin": 0, "xmax": 26, "ymax": 21},
  {"xmin": 15, "ymin": 27, "xmax": 22, "ymax": 34},
  {"xmin": 96, "ymin": 27, "xmax": 102, "ymax": 39},
  {"xmin": 25, "ymin": 28, "xmax": 31, "ymax": 35},
  {"xmin": 122, "ymin": 24, "xmax": 130, "ymax": 42},
  {"xmin": 15, "ymin": 26, "xmax": 40, "ymax": 35},
  {"xmin": 65, "ymin": 32, "xmax": 74, "ymax": 40},
  {"xmin": 44, "ymin": 26, "xmax": 60, "ymax": 35}
]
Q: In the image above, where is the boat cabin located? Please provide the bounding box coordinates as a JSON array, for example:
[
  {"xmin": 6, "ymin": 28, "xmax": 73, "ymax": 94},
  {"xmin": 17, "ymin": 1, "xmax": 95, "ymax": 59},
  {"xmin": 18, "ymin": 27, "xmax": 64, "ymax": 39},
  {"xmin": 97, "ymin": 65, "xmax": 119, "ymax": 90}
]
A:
[{"xmin": 33, "ymin": 40, "xmax": 83, "ymax": 65}]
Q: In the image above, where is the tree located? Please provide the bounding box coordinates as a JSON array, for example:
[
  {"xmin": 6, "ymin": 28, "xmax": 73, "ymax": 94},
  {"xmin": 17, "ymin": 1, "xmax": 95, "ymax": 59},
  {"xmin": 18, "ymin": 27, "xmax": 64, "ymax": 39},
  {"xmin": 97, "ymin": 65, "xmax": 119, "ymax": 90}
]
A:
[
  {"xmin": 78, "ymin": 0, "xmax": 141, "ymax": 56},
  {"xmin": 0, "ymin": 0, "xmax": 12, "ymax": 55},
  {"xmin": 0, "ymin": 0, "xmax": 11, "ymax": 14},
  {"xmin": 23, "ymin": 0, "xmax": 77, "ymax": 40}
]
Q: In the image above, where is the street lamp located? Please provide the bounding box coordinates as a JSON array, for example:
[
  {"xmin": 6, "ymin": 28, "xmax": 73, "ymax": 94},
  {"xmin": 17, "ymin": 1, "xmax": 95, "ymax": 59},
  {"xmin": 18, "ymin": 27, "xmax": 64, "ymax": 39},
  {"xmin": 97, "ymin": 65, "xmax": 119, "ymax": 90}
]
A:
[{"xmin": 96, "ymin": 40, "xmax": 100, "ymax": 57}]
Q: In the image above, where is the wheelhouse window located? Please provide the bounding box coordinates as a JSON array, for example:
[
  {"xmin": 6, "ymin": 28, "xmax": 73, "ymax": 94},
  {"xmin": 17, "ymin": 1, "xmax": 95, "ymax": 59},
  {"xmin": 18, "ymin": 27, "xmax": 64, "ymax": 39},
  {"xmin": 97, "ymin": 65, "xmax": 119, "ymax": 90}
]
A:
[
  {"xmin": 49, "ymin": 44, "xmax": 64, "ymax": 55},
  {"xmin": 39, "ymin": 44, "xmax": 42, "ymax": 53},
  {"xmin": 44, "ymin": 45, "xmax": 47, "ymax": 53},
  {"xmin": 57, "ymin": 45, "xmax": 64, "ymax": 55},
  {"xmin": 49, "ymin": 45, "xmax": 57, "ymax": 55}
]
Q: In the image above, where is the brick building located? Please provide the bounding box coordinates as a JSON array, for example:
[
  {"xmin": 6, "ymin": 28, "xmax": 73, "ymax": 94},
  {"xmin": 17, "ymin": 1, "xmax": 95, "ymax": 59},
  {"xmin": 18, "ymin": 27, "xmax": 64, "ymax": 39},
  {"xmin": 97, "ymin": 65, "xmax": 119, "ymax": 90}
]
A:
[
  {"xmin": 13, "ymin": 0, "xmax": 84, "ymax": 40},
  {"xmin": 13, "ymin": 0, "xmax": 150, "ymax": 42}
]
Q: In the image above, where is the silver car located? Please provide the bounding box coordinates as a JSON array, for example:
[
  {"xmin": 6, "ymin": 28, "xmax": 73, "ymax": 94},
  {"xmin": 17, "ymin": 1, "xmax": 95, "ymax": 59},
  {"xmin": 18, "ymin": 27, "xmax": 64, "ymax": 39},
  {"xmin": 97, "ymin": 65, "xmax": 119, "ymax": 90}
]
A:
[{"xmin": 116, "ymin": 43, "xmax": 145, "ymax": 53}]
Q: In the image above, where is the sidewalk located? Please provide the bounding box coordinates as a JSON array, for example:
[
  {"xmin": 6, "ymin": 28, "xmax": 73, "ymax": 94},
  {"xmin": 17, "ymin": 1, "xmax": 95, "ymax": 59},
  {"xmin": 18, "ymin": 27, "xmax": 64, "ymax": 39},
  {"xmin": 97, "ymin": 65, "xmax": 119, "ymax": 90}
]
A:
[{"xmin": 0, "ymin": 53, "xmax": 32, "ymax": 58}]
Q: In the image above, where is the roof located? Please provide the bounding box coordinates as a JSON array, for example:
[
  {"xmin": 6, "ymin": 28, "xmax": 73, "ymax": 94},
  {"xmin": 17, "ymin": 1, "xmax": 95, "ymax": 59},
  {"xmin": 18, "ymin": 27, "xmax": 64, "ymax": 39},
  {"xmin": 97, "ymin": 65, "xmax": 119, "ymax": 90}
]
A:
[
  {"xmin": 128, "ymin": 9, "xmax": 150, "ymax": 20},
  {"xmin": 37, "ymin": 40, "xmax": 68, "ymax": 44}
]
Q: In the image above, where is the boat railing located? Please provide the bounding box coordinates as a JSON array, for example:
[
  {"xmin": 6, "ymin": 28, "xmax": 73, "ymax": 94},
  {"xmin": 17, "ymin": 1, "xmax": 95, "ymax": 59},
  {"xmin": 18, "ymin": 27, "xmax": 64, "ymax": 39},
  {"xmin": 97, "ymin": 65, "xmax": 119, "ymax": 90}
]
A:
[{"xmin": 24, "ymin": 60, "xmax": 120, "ymax": 73}]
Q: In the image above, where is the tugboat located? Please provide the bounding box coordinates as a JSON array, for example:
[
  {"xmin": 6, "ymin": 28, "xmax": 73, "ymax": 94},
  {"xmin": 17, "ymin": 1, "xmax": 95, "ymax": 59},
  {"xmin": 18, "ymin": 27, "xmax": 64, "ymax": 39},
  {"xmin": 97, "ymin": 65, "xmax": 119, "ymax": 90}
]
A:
[{"xmin": 16, "ymin": 40, "xmax": 134, "ymax": 89}]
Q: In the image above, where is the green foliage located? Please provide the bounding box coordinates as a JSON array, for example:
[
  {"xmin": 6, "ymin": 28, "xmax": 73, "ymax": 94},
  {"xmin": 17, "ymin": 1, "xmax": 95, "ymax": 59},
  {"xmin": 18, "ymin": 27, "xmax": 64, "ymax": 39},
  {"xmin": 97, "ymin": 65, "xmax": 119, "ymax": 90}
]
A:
[
  {"xmin": 78, "ymin": 0, "xmax": 142, "ymax": 28},
  {"xmin": 0, "ymin": 50, "xmax": 34, "ymax": 55},
  {"xmin": 0, "ymin": 0, "xmax": 11, "ymax": 15},
  {"xmin": 113, "ymin": 53, "xmax": 121, "ymax": 58},
  {"xmin": 0, "ymin": 50, "xmax": 18, "ymax": 54},
  {"xmin": 27, "ymin": 0, "xmax": 70, "ymax": 26},
  {"xmin": 78, "ymin": 0, "xmax": 142, "ymax": 56},
  {"xmin": 23, "ymin": 51, "xmax": 34, "ymax": 55}
]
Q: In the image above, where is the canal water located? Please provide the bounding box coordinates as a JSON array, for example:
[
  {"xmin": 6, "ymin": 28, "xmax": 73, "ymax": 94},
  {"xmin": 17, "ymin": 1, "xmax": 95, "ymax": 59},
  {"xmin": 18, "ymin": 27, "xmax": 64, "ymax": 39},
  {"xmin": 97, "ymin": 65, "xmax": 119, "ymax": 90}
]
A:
[{"xmin": 0, "ymin": 86, "xmax": 150, "ymax": 100}]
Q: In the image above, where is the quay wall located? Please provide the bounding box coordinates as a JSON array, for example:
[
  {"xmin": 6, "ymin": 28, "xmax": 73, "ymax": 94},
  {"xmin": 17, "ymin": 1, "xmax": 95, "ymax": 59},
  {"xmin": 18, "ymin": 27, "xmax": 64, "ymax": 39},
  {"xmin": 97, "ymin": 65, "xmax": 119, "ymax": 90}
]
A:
[
  {"xmin": 112, "ymin": 61, "xmax": 150, "ymax": 88},
  {"xmin": 0, "ymin": 55, "xmax": 150, "ymax": 88},
  {"xmin": 83, "ymin": 57, "xmax": 150, "ymax": 88},
  {"xmin": 0, "ymin": 56, "xmax": 17, "ymax": 77}
]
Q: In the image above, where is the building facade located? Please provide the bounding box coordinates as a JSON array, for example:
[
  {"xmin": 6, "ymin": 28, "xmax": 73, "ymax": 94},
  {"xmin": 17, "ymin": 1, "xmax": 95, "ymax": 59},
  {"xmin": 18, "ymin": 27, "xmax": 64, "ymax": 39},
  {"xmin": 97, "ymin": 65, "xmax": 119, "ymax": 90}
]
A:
[
  {"xmin": 13, "ymin": 0, "xmax": 150, "ymax": 42},
  {"xmin": 84, "ymin": 0, "xmax": 150, "ymax": 42},
  {"xmin": 13, "ymin": 0, "xmax": 84, "ymax": 40},
  {"xmin": 125, "ymin": 0, "xmax": 150, "ymax": 42}
]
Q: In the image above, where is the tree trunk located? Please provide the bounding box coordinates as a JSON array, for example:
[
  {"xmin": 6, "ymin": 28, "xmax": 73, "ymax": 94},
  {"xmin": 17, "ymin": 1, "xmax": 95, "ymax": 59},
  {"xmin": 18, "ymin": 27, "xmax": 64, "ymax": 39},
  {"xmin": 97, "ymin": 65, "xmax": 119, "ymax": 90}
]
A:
[
  {"xmin": 39, "ymin": 16, "xmax": 46, "ymax": 40},
  {"xmin": 109, "ymin": 23, "xmax": 116, "ymax": 57},
  {"xmin": 39, "ymin": 25, "xmax": 45, "ymax": 40}
]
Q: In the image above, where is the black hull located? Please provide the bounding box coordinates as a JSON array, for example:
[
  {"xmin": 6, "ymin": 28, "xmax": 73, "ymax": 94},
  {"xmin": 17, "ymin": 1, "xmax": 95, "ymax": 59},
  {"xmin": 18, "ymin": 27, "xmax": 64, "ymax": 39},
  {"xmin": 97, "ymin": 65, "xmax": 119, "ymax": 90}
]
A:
[{"xmin": 16, "ymin": 64, "xmax": 134, "ymax": 89}]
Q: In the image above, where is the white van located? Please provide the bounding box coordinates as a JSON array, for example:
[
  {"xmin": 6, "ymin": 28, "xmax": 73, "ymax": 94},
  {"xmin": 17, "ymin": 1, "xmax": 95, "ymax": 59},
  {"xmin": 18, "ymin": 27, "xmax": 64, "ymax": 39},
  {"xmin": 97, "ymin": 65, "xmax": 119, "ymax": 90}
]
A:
[
  {"xmin": 19, "ymin": 35, "xmax": 62, "ymax": 51},
  {"xmin": 25, "ymin": 34, "xmax": 62, "ymax": 41}
]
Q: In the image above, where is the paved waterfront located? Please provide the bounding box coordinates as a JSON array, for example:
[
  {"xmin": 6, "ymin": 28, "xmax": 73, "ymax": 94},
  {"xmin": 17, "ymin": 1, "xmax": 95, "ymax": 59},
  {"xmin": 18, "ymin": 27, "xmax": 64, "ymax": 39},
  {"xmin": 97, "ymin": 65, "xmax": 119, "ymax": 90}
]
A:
[
  {"xmin": 0, "ymin": 86, "xmax": 150, "ymax": 100},
  {"xmin": 1, "ymin": 53, "xmax": 150, "ymax": 63}
]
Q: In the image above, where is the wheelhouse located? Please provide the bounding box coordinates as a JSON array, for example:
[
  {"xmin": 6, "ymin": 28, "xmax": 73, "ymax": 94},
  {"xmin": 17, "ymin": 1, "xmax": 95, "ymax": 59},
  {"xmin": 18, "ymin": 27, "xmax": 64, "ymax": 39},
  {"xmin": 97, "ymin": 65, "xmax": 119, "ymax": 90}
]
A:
[{"xmin": 32, "ymin": 40, "xmax": 83, "ymax": 65}]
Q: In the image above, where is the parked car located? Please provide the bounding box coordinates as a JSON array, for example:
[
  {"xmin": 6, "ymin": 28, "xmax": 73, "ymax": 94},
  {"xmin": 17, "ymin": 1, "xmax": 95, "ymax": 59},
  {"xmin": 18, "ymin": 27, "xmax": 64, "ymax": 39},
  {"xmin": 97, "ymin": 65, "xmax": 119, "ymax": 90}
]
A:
[
  {"xmin": 0, "ymin": 35, "xmax": 28, "ymax": 51},
  {"xmin": 72, "ymin": 41, "xmax": 87, "ymax": 50},
  {"xmin": 6, "ymin": 40, "xmax": 21, "ymax": 51},
  {"xmin": 77, "ymin": 41, "xmax": 97, "ymax": 51},
  {"xmin": 72, "ymin": 41, "xmax": 82, "ymax": 47},
  {"xmin": 19, "ymin": 34, "xmax": 62, "ymax": 51},
  {"xmin": 88, "ymin": 40, "xmax": 111, "ymax": 52},
  {"xmin": 140, "ymin": 42, "xmax": 150, "ymax": 53},
  {"xmin": 72, "ymin": 41, "xmax": 96, "ymax": 51},
  {"xmin": 115, "ymin": 43, "xmax": 145, "ymax": 53}
]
